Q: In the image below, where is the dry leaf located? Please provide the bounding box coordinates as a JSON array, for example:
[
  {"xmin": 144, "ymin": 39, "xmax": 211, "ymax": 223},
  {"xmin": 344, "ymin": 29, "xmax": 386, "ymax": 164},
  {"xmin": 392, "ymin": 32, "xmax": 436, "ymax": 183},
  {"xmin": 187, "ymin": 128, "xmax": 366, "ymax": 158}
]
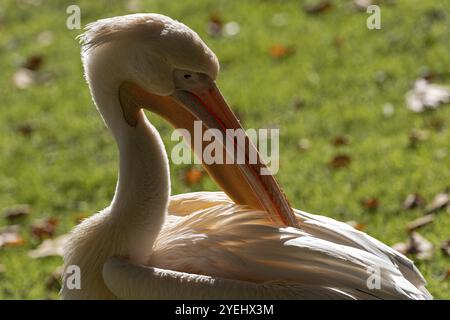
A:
[
  {"xmin": 408, "ymin": 129, "xmax": 429, "ymax": 147},
  {"xmin": 329, "ymin": 154, "xmax": 351, "ymax": 168},
  {"xmin": 441, "ymin": 239, "xmax": 450, "ymax": 256},
  {"xmin": 406, "ymin": 78, "xmax": 450, "ymax": 112},
  {"xmin": 223, "ymin": 21, "xmax": 240, "ymax": 37},
  {"xmin": 303, "ymin": 1, "xmax": 333, "ymax": 14},
  {"xmin": 28, "ymin": 234, "xmax": 69, "ymax": 259},
  {"xmin": 0, "ymin": 226, "xmax": 25, "ymax": 249},
  {"xmin": 36, "ymin": 31, "xmax": 54, "ymax": 46},
  {"xmin": 298, "ymin": 138, "xmax": 311, "ymax": 151},
  {"xmin": 207, "ymin": 12, "xmax": 223, "ymax": 37},
  {"xmin": 17, "ymin": 123, "xmax": 35, "ymax": 137},
  {"xmin": 425, "ymin": 192, "xmax": 449, "ymax": 214},
  {"xmin": 22, "ymin": 55, "xmax": 43, "ymax": 71},
  {"xmin": 0, "ymin": 264, "xmax": 5, "ymax": 273},
  {"xmin": 361, "ymin": 197, "xmax": 379, "ymax": 210},
  {"xmin": 3, "ymin": 204, "xmax": 31, "ymax": 223},
  {"xmin": 441, "ymin": 269, "xmax": 450, "ymax": 281},
  {"xmin": 269, "ymin": 44, "xmax": 294, "ymax": 59},
  {"xmin": 406, "ymin": 214, "xmax": 435, "ymax": 232},
  {"xmin": 403, "ymin": 193, "xmax": 425, "ymax": 210},
  {"xmin": 392, "ymin": 232, "xmax": 433, "ymax": 260},
  {"xmin": 184, "ymin": 167, "xmax": 204, "ymax": 186},
  {"xmin": 354, "ymin": 0, "xmax": 372, "ymax": 11},
  {"xmin": 332, "ymin": 135, "xmax": 350, "ymax": 147},
  {"xmin": 346, "ymin": 220, "xmax": 366, "ymax": 231},
  {"xmin": 31, "ymin": 217, "xmax": 58, "ymax": 241},
  {"xmin": 12, "ymin": 68, "xmax": 35, "ymax": 89}
]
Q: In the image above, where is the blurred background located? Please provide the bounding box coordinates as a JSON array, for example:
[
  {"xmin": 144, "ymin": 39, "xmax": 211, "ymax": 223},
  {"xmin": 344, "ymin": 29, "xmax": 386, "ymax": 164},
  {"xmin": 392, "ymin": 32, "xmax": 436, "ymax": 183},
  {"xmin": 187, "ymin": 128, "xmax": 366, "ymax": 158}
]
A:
[{"xmin": 0, "ymin": 0, "xmax": 449, "ymax": 299}]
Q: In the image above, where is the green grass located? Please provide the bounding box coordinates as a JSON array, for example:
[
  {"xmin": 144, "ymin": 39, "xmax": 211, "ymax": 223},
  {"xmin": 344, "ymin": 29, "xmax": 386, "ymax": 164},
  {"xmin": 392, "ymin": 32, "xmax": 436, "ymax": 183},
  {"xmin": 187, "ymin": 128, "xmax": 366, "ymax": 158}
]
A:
[{"xmin": 0, "ymin": 0, "xmax": 449, "ymax": 299}]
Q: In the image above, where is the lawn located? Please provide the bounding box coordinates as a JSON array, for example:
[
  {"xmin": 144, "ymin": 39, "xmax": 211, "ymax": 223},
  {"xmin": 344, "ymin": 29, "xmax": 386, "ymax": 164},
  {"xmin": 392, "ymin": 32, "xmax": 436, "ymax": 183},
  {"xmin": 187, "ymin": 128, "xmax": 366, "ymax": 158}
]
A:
[{"xmin": 0, "ymin": 0, "xmax": 449, "ymax": 299}]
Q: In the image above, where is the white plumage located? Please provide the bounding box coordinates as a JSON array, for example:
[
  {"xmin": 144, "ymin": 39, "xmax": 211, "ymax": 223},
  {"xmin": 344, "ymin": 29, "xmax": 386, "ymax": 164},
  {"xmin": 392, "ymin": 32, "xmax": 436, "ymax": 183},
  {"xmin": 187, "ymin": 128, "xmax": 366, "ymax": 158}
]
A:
[{"xmin": 61, "ymin": 14, "xmax": 431, "ymax": 300}]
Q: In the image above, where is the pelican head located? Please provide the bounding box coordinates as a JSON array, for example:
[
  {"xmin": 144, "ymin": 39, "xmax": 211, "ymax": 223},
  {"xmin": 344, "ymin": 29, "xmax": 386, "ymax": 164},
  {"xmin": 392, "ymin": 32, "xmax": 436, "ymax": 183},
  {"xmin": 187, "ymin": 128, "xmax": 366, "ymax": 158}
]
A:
[{"xmin": 80, "ymin": 13, "xmax": 296, "ymax": 227}]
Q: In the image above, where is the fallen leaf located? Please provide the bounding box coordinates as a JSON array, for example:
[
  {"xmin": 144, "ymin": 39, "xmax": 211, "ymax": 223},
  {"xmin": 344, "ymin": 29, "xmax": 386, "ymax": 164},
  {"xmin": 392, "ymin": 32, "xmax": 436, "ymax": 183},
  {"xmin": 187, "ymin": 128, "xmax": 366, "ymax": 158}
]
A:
[
  {"xmin": 22, "ymin": 55, "xmax": 43, "ymax": 71},
  {"xmin": 406, "ymin": 78, "xmax": 450, "ymax": 113},
  {"xmin": 269, "ymin": 44, "xmax": 294, "ymax": 59},
  {"xmin": 303, "ymin": 0, "xmax": 333, "ymax": 14},
  {"xmin": 353, "ymin": 0, "xmax": 372, "ymax": 11},
  {"xmin": 36, "ymin": 30, "xmax": 54, "ymax": 46},
  {"xmin": 406, "ymin": 214, "xmax": 435, "ymax": 232},
  {"xmin": 223, "ymin": 21, "xmax": 240, "ymax": 37},
  {"xmin": 298, "ymin": 138, "xmax": 311, "ymax": 151},
  {"xmin": 207, "ymin": 12, "xmax": 223, "ymax": 37},
  {"xmin": 441, "ymin": 269, "xmax": 450, "ymax": 281},
  {"xmin": 3, "ymin": 204, "xmax": 31, "ymax": 223},
  {"xmin": 0, "ymin": 264, "xmax": 5, "ymax": 273},
  {"xmin": 392, "ymin": 232, "xmax": 433, "ymax": 260},
  {"xmin": 17, "ymin": 123, "xmax": 36, "ymax": 137},
  {"xmin": 403, "ymin": 193, "xmax": 425, "ymax": 210},
  {"xmin": 332, "ymin": 135, "xmax": 350, "ymax": 147},
  {"xmin": 425, "ymin": 192, "xmax": 449, "ymax": 214},
  {"xmin": 346, "ymin": 220, "xmax": 366, "ymax": 231},
  {"xmin": 184, "ymin": 167, "xmax": 204, "ymax": 186},
  {"xmin": 408, "ymin": 129, "xmax": 429, "ymax": 147},
  {"xmin": 31, "ymin": 217, "xmax": 58, "ymax": 241},
  {"xmin": 382, "ymin": 103, "xmax": 395, "ymax": 118},
  {"xmin": 28, "ymin": 234, "xmax": 69, "ymax": 259},
  {"xmin": 271, "ymin": 13, "xmax": 287, "ymax": 27},
  {"xmin": 329, "ymin": 154, "xmax": 351, "ymax": 168},
  {"xmin": 361, "ymin": 197, "xmax": 379, "ymax": 210},
  {"xmin": 12, "ymin": 68, "xmax": 35, "ymax": 89},
  {"xmin": 441, "ymin": 239, "xmax": 450, "ymax": 256},
  {"xmin": 0, "ymin": 226, "xmax": 25, "ymax": 249}
]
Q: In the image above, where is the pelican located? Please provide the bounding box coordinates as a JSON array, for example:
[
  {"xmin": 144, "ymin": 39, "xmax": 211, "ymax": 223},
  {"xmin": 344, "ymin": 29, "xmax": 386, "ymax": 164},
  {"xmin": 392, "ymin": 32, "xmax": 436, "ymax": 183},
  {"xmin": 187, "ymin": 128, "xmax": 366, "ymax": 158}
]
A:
[{"xmin": 61, "ymin": 13, "xmax": 431, "ymax": 300}]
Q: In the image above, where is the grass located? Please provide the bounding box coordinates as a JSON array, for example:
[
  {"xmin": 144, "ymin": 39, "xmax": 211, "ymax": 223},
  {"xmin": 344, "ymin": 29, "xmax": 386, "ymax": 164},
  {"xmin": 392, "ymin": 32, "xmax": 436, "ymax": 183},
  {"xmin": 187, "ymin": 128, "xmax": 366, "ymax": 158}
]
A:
[{"xmin": 0, "ymin": 0, "xmax": 449, "ymax": 299}]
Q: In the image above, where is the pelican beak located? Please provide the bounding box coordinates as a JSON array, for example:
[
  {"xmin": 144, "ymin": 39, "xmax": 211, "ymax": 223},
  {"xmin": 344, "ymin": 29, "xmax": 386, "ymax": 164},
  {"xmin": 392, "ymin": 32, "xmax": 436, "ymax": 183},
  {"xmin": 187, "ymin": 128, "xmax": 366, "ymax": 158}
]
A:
[{"xmin": 119, "ymin": 80, "xmax": 297, "ymax": 228}]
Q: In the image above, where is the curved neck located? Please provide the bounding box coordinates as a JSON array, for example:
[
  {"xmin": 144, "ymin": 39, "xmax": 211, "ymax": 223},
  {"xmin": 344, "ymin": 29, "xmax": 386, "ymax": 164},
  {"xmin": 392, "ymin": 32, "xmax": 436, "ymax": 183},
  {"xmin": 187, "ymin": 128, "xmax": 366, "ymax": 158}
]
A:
[{"xmin": 88, "ymin": 71, "xmax": 170, "ymax": 259}]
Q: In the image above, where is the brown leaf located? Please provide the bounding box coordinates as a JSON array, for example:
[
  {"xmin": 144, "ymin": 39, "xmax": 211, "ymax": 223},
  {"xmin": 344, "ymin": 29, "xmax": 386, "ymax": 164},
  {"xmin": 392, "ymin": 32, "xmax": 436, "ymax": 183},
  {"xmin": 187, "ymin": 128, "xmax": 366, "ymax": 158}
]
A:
[
  {"xmin": 441, "ymin": 269, "xmax": 450, "ymax": 281},
  {"xmin": 406, "ymin": 214, "xmax": 435, "ymax": 232},
  {"xmin": 361, "ymin": 197, "xmax": 379, "ymax": 210},
  {"xmin": 31, "ymin": 217, "xmax": 58, "ymax": 241},
  {"xmin": 269, "ymin": 44, "xmax": 294, "ymax": 59},
  {"xmin": 303, "ymin": 1, "xmax": 333, "ymax": 14},
  {"xmin": 425, "ymin": 192, "xmax": 449, "ymax": 214},
  {"xmin": 402, "ymin": 193, "xmax": 425, "ymax": 210},
  {"xmin": 184, "ymin": 167, "xmax": 204, "ymax": 186},
  {"xmin": 329, "ymin": 154, "xmax": 351, "ymax": 168},
  {"xmin": 28, "ymin": 234, "xmax": 69, "ymax": 259},
  {"xmin": 346, "ymin": 220, "xmax": 366, "ymax": 231},
  {"xmin": 392, "ymin": 232, "xmax": 433, "ymax": 260},
  {"xmin": 408, "ymin": 129, "xmax": 429, "ymax": 147},
  {"xmin": 207, "ymin": 12, "xmax": 223, "ymax": 37},
  {"xmin": 0, "ymin": 226, "xmax": 25, "ymax": 249},
  {"xmin": 3, "ymin": 204, "xmax": 31, "ymax": 223},
  {"xmin": 12, "ymin": 68, "xmax": 35, "ymax": 89},
  {"xmin": 22, "ymin": 55, "xmax": 43, "ymax": 71},
  {"xmin": 441, "ymin": 239, "xmax": 450, "ymax": 257},
  {"xmin": 332, "ymin": 135, "xmax": 350, "ymax": 147},
  {"xmin": 17, "ymin": 123, "xmax": 36, "ymax": 137}
]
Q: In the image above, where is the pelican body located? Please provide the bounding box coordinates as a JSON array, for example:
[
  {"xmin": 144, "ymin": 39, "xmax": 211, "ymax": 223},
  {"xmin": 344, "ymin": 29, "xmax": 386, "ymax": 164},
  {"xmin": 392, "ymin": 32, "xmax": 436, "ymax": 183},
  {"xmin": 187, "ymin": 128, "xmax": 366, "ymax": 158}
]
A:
[{"xmin": 61, "ymin": 14, "xmax": 431, "ymax": 300}]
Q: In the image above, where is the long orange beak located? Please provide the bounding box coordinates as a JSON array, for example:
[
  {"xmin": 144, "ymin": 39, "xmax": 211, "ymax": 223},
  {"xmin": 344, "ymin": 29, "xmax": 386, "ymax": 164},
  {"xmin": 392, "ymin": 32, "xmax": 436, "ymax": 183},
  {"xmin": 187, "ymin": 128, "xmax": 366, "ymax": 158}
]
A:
[{"xmin": 119, "ymin": 80, "xmax": 297, "ymax": 228}]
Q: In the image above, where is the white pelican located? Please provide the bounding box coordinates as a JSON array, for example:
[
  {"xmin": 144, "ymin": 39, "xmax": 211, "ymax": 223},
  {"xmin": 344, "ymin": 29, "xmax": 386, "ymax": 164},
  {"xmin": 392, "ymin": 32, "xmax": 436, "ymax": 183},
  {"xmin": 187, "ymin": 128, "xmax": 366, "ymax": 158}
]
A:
[{"xmin": 61, "ymin": 13, "xmax": 431, "ymax": 300}]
